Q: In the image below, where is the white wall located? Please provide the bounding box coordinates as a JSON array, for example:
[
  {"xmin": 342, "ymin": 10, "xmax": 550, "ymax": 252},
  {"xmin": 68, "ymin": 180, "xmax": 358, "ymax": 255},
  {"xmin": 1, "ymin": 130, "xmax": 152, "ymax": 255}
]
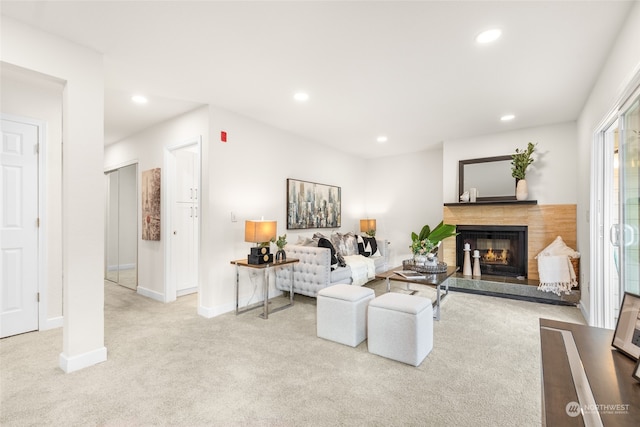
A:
[
  {"xmin": 105, "ymin": 103, "xmax": 371, "ymax": 316},
  {"xmin": 577, "ymin": 1, "xmax": 640, "ymax": 324},
  {"xmin": 0, "ymin": 64, "xmax": 64, "ymax": 329},
  {"xmin": 2, "ymin": 16, "xmax": 106, "ymax": 372},
  {"xmin": 365, "ymin": 146, "xmax": 444, "ymax": 266},
  {"xmin": 105, "ymin": 106, "xmax": 210, "ymax": 300},
  {"xmin": 197, "ymin": 106, "xmax": 369, "ymax": 316},
  {"xmin": 442, "ymin": 121, "xmax": 578, "ymax": 205}
]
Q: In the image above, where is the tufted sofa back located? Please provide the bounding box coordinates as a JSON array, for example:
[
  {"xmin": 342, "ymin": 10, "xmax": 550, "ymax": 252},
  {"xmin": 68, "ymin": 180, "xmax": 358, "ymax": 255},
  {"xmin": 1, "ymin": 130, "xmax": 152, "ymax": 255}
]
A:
[{"xmin": 275, "ymin": 245, "xmax": 332, "ymax": 297}]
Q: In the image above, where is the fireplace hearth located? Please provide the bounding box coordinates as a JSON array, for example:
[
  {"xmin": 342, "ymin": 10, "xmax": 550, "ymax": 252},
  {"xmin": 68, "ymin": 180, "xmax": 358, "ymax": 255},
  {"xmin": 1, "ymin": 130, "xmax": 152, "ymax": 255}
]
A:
[{"xmin": 456, "ymin": 225, "xmax": 528, "ymax": 278}]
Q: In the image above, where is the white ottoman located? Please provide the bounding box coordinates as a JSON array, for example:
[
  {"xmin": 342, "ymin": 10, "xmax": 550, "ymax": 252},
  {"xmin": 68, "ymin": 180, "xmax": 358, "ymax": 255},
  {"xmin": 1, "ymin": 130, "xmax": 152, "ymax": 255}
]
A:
[
  {"xmin": 317, "ymin": 284, "xmax": 375, "ymax": 347},
  {"xmin": 367, "ymin": 293, "xmax": 433, "ymax": 366}
]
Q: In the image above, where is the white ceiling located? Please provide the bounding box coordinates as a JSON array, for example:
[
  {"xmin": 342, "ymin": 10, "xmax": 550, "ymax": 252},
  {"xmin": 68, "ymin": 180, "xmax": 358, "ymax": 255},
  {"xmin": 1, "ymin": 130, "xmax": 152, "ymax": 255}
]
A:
[{"xmin": 1, "ymin": 1, "xmax": 635, "ymax": 158}]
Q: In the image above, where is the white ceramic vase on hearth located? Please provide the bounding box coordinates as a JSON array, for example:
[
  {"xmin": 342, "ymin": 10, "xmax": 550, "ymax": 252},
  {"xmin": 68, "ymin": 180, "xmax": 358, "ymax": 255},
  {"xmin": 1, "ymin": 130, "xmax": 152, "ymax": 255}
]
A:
[{"xmin": 516, "ymin": 179, "xmax": 528, "ymax": 200}]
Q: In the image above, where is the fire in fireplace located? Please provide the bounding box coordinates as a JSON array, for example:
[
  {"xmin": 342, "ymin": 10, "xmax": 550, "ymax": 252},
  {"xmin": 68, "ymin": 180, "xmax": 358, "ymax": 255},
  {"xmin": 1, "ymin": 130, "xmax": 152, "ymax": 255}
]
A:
[{"xmin": 455, "ymin": 225, "xmax": 528, "ymax": 278}]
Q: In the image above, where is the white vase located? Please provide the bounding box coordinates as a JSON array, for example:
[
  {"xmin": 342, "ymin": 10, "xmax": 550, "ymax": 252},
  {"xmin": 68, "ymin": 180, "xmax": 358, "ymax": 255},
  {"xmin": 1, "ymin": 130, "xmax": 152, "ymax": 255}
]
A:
[
  {"xmin": 516, "ymin": 179, "xmax": 528, "ymax": 200},
  {"xmin": 414, "ymin": 254, "xmax": 426, "ymax": 266}
]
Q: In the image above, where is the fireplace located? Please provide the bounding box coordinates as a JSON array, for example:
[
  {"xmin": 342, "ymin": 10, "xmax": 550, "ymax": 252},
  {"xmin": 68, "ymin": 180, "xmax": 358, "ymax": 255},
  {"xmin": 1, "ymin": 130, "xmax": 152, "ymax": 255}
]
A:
[{"xmin": 455, "ymin": 225, "xmax": 528, "ymax": 278}]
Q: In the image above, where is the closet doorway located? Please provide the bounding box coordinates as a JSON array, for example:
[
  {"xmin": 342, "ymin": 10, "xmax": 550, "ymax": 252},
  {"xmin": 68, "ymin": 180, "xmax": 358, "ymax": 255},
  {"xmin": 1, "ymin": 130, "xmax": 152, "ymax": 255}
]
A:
[
  {"xmin": 105, "ymin": 163, "xmax": 138, "ymax": 290},
  {"xmin": 165, "ymin": 138, "xmax": 201, "ymax": 301}
]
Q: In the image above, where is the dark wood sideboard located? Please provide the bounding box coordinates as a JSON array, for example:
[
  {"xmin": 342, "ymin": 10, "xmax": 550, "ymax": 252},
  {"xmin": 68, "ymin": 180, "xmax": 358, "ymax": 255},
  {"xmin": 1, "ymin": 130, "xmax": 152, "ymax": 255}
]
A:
[{"xmin": 539, "ymin": 318, "xmax": 640, "ymax": 426}]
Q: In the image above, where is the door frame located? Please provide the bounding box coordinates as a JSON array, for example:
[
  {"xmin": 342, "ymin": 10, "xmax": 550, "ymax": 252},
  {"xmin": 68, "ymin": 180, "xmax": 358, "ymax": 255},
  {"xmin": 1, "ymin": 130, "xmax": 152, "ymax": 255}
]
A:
[
  {"xmin": 1, "ymin": 113, "xmax": 47, "ymax": 332},
  {"xmin": 591, "ymin": 73, "xmax": 640, "ymax": 328},
  {"xmin": 163, "ymin": 136, "xmax": 201, "ymax": 303}
]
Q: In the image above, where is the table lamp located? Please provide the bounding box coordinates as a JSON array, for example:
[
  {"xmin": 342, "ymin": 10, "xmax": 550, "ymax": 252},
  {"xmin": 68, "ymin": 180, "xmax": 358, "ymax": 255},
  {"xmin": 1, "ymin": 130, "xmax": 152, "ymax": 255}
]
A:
[
  {"xmin": 245, "ymin": 220, "xmax": 277, "ymax": 264},
  {"xmin": 360, "ymin": 219, "xmax": 376, "ymax": 237}
]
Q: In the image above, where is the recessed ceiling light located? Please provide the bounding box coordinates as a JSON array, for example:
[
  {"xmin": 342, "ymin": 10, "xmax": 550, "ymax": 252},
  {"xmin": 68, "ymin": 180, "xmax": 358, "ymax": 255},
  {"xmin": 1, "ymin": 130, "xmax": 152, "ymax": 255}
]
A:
[
  {"xmin": 500, "ymin": 114, "xmax": 515, "ymax": 121},
  {"xmin": 476, "ymin": 28, "xmax": 502, "ymax": 44},
  {"xmin": 293, "ymin": 92, "xmax": 309, "ymax": 102},
  {"xmin": 131, "ymin": 94, "xmax": 148, "ymax": 104},
  {"xmin": 376, "ymin": 136, "xmax": 388, "ymax": 143}
]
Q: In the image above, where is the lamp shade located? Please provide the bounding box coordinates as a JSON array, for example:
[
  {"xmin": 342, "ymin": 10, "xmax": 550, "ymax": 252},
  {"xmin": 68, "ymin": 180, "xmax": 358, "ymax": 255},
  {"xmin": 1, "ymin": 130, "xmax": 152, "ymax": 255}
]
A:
[
  {"xmin": 245, "ymin": 220, "xmax": 277, "ymax": 243},
  {"xmin": 360, "ymin": 219, "xmax": 376, "ymax": 233}
]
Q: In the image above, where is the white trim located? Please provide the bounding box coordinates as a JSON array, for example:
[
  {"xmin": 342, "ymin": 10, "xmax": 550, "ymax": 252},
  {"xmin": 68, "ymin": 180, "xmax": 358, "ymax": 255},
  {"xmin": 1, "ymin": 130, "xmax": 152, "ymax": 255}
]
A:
[
  {"xmin": 0, "ymin": 114, "xmax": 48, "ymax": 333},
  {"xmin": 164, "ymin": 136, "xmax": 202, "ymax": 305},
  {"xmin": 104, "ymin": 158, "xmax": 139, "ymax": 173},
  {"xmin": 580, "ymin": 304, "xmax": 589, "ymax": 326},
  {"xmin": 42, "ymin": 315, "xmax": 63, "ymax": 330},
  {"xmin": 59, "ymin": 346, "xmax": 107, "ymax": 373},
  {"xmin": 162, "ymin": 148, "xmax": 176, "ymax": 303},
  {"xmin": 197, "ymin": 305, "xmax": 218, "ymax": 318},
  {"xmin": 136, "ymin": 286, "xmax": 165, "ymax": 302},
  {"xmin": 590, "ymin": 123, "xmax": 607, "ymax": 328},
  {"xmin": 176, "ymin": 287, "xmax": 197, "ymax": 297},
  {"xmin": 199, "ymin": 289, "xmax": 285, "ymax": 319}
]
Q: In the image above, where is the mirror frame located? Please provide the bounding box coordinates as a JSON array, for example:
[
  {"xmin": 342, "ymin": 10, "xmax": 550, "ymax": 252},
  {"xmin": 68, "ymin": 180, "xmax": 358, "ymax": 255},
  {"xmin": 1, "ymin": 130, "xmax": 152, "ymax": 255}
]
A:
[{"xmin": 458, "ymin": 155, "xmax": 516, "ymax": 202}]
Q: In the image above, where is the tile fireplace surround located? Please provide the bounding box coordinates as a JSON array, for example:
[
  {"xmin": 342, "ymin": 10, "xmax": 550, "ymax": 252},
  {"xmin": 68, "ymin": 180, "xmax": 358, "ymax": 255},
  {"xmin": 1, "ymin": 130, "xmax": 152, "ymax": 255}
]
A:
[{"xmin": 442, "ymin": 204, "xmax": 577, "ymax": 283}]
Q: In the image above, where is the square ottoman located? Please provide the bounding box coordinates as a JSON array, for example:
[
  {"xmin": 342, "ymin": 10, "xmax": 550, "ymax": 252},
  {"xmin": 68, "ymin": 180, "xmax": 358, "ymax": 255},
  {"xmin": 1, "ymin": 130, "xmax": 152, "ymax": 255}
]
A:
[
  {"xmin": 367, "ymin": 292, "xmax": 433, "ymax": 366},
  {"xmin": 317, "ymin": 284, "xmax": 375, "ymax": 347}
]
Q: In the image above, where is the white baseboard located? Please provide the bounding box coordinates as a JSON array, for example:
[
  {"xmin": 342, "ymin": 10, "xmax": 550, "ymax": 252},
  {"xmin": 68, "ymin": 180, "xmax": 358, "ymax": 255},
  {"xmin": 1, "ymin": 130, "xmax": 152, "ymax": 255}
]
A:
[
  {"xmin": 197, "ymin": 288, "xmax": 286, "ymax": 318},
  {"xmin": 177, "ymin": 286, "xmax": 197, "ymax": 297},
  {"xmin": 197, "ymin": 305, "xmax": 218, "ymax": 318},
  {"xmin": 579, "ymin": 303, "xmax": 590, "ymax": 325},
  {"xmin": 137, "ymin": 286, "xmax": 165, "ymax": 302},
  {"xmin": 42, "ymin": 316, "xmax": 63, "ymax": 330},
  {"xmin": 59, "ymin": 346, "xmax": 107, "ymax": 373}
]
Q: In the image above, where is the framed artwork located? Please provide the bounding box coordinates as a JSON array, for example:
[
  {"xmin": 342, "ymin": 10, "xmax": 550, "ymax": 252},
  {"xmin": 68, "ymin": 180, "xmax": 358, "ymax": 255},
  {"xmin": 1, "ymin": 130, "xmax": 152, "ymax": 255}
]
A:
[
  {"xmin": 142, "ymin": 168, "xmax": 161, "ymax": 241},
  {"xmin": 612, "ymin": 292, "xmax": 640, "ymax": 360},
  {"xmin": 286, "ymin": 178, "xmax": 341, "ymax": 230}
]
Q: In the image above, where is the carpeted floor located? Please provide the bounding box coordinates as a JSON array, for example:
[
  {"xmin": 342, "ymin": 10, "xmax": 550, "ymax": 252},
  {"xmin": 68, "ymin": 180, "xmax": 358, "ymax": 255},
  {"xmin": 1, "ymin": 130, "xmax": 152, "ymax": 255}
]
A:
[{"xmin": 0, "ymin": 279, "xmax": 584, "ymax": 426}]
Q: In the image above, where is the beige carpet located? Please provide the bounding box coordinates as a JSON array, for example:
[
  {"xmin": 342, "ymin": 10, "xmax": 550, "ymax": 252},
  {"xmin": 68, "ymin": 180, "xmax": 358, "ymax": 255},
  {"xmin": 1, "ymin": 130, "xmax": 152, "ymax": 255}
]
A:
[{"xmin": 0, "ymin": 279, "xmax": 584, "ymax": 426}]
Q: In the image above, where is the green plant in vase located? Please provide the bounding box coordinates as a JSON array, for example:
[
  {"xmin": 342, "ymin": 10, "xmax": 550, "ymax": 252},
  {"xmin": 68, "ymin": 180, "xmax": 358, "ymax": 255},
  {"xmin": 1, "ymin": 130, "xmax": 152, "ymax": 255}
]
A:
[
  {"xmin": 410, "ymin": 221, "xmax": 458, "ymax": 266},
  {"xmin": 511, "ymin": 142, "xmax": 536, "ymax": 200},
  {"xmin": 275, "ymin": 234, "xmax": 287, "ymax": 261}
]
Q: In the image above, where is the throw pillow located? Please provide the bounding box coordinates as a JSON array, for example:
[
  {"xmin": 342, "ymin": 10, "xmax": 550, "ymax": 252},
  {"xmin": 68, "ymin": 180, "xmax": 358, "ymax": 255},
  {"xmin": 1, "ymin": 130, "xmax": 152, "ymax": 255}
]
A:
[
  {"xmin": 343, "ymin": 232, "xmax": 360, "ymax": 256},
  {"xmin": 331, "ymin": 232, "xmax": 359, "ymax": 256},
  {"xmin": 312, "ymin": 232, "xmax": 328, "ymax": 247},
  {"xmin": 318, "ymin": 237, "xmax": 339, "ymax": 270},
  {"xmin": 336, "ymin": 252, "xmax": 347, "ymax": 267},
  {"xmin": 296, "ymin": 236, "xmax": 317, "ymax": 246},
  {"xmin": 330, "ymin": 233, "xmax": 346, "ymax": 256},
  {"xmin": 357, "ymin": 235, "xmax": 378, "ymax": 257}
]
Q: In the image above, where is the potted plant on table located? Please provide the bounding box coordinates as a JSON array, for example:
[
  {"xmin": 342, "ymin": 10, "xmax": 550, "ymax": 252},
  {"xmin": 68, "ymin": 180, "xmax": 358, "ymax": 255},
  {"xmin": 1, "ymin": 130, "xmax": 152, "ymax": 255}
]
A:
[
  {"xmin": 410, "ymin": 221, "xmax": 458, "ymax": 266},
  {"xmin": 275, "ymin": 234, "xmax": 287, "ymax": 262},
  {"xmin": 511, "ymin": 142, "xmax": 536, "ymax": 200}
]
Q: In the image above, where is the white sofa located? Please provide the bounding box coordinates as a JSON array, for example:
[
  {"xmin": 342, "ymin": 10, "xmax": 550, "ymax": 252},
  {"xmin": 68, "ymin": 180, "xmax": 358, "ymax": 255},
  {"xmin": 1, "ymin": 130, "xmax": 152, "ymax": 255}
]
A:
[{"xmin": 275, "ymin": 238, "xmax": 389, "ymax": 297}]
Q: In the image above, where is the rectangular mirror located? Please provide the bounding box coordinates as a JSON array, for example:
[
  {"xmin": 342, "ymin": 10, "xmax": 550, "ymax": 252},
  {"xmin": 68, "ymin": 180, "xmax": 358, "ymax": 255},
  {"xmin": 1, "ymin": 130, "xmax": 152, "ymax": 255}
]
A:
[{"xmin": 458, "ymin": 155, "xmax": 516, "ymax": 201}]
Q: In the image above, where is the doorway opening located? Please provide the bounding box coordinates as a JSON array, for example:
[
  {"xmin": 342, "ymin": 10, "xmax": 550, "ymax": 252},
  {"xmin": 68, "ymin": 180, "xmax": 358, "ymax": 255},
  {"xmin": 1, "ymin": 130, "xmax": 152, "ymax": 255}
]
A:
[{"xmin": 164, "ymin": 137, "xmax": 201, "ymax": 302}]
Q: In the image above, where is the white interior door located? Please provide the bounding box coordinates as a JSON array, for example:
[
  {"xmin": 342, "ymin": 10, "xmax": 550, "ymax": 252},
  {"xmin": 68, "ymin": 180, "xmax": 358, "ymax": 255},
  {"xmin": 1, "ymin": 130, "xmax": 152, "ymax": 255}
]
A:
[
  {"xmin": 1, "ymin": 118, "xmax": 39, "ymax": 338},
  {"xmin": 173, "ymin": 202, "xmax": 196, "ymax": 294},
  {"xmin": 169, "ymin": 144, "xmax": 200, "ymax": 298}
]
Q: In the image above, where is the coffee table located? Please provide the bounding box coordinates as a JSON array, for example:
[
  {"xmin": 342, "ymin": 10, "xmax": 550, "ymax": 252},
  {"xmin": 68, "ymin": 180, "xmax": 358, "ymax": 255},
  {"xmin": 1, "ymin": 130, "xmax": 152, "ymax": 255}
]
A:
[{"xmin": 375, "ymin": 265, "xmax": 458, "ymax": 320}]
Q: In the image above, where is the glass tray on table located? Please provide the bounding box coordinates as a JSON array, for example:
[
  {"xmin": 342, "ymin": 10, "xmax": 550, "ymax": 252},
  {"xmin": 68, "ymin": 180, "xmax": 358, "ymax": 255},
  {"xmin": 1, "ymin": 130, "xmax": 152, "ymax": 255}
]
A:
[{"xmin": 402, "ymin": 259, "xmax": 448, "ymax": 274}]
